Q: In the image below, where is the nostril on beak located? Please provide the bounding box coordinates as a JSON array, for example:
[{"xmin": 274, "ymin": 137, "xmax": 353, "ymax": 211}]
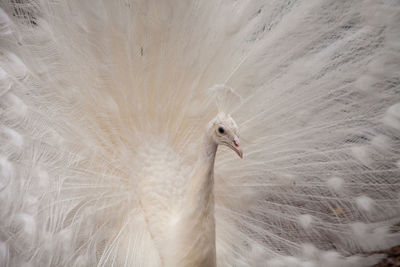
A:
[{"xmin": 233, "ymin": 137, "xmax": 239, "ymax": 147}]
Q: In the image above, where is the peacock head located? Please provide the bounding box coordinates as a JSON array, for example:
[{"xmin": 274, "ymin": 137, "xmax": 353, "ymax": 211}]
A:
[{"xmin": 209, "ymin": 112, "xmax": 243, "ymax": 158}]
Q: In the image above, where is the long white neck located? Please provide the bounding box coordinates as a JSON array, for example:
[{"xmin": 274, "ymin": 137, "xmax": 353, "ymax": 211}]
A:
[
  {"xmin": 184, "ymin": 133, "xmax": 217, "ymax": 220},
  {"xmin": 165, "ymin": 131, "xmax": 218, "ymax": 267}
]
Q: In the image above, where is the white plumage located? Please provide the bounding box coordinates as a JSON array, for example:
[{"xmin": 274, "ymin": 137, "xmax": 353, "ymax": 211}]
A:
[{"xmin": 0, "ymin": 0, "xmax": 400, "ymax": 266}]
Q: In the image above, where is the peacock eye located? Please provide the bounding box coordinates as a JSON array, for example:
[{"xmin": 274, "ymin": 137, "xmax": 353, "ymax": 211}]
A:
[{"xmin": 218, "ymin": 127, "xmax": 225, "ymax": 134}]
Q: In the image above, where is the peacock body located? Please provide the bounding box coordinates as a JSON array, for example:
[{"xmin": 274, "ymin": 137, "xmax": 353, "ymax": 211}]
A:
[{"xmin": 0, "ymin": 0, "xmax": 400, "ymax": 266}]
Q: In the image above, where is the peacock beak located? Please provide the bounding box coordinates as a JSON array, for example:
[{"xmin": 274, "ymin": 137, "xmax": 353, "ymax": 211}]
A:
[
  {"xmin": 231, "ymin": 136, "xmax": 243, "ymax": 158},
  {"xmin": 235, "ymin": 147, "xmax": 243, "ymax": 159}
]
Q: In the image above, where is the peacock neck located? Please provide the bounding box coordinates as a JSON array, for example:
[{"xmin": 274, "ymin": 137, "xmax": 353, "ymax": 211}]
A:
[
  {"xmin": 168, "ymin": 131, "xmax": 217, "ymax": 267},
  {"xmin": 184, "ymin": 131, "xmax": 218, "ymax": 202},
  {"xmin": 189, "ymin": 132, "xmax": 218, "ymax": 208},
  {"xmin": 200, "ymin": 133, "xmax": 218, "ymax": 168}
]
